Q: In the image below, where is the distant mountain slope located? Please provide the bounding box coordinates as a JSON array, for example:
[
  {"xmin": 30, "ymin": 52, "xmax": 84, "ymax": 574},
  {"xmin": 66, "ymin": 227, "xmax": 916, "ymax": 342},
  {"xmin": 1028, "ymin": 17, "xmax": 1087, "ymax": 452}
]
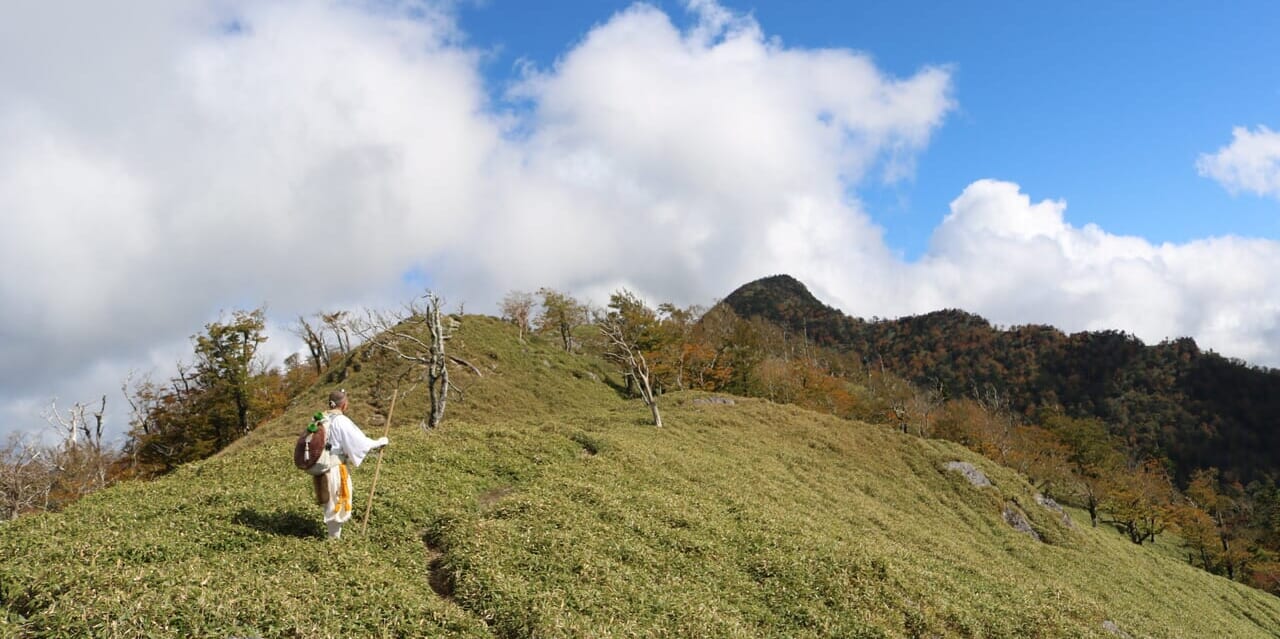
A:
[
  {"xmin": 713, "ymin": 274, "xmax": 862, "ymax": 348},
  {"xmin": 721, "ymin": 275, "xmax": 1280, "ymax": 484},
  {"xmin": 3, "ymin": 315, "xmax": 1280, "ymax": 637}
]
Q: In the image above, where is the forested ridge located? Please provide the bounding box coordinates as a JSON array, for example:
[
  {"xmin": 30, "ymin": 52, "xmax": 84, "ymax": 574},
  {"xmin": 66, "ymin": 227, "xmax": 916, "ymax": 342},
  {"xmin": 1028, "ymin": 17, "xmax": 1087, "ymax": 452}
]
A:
[{"xmin": 722, "ymin": 274, "xmax": 1280, "ymax": 486}]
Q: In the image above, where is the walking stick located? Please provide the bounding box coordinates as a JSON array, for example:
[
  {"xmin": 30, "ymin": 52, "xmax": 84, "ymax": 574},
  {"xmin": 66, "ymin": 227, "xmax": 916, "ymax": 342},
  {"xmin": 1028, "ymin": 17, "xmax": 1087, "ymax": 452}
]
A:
[{"xmin": 361, "ymin": 388, "xmax": 397, "ymax": 535}]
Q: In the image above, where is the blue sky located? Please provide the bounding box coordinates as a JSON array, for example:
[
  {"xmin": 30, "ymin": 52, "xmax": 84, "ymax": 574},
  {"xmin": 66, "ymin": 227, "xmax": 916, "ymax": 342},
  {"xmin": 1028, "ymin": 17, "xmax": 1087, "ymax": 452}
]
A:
[{"xmin": 461, "ymin": 0, "xmax": 1280, "ymax": 257}]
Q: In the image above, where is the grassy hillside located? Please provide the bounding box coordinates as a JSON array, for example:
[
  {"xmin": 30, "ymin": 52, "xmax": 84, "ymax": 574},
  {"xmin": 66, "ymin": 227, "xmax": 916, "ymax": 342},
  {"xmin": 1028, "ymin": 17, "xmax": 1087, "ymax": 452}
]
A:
[{"xmin": 3, "ymin": 316, "xmax": 1280, "ymax": 638}]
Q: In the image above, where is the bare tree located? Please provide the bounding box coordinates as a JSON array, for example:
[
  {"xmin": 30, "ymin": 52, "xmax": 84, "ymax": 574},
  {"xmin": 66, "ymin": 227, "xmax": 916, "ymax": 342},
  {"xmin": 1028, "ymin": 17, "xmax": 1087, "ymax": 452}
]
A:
[
  {"xmin": 44, "ymin": 396, "xmax": 107, "ymax": 455},
  {"xmin": 291, "ymin": 310, "xmax": 360, "ymax": 375},
  {"xmin": 905, "ymin": 378, "xmax": 946, "ymax": 437},
  {"xmin": 291, "ymin": 315, "xmax": 329, "ymax": 375},
  {"xmin": 500, "ymin": 291, "xmax": 535, "ymax": 340},
  {"xmin": 359, "ymin": 292, "xmax": 480, "ymax": 429},
  {"xmin": 43, "ymin": 396, "xmax": 114, "ymax": 502},
  {"xmin": 45, "ymin": 398, "xmax": 82, "ymax": 448},
  {"xmin": 0, "ymin": 434, "xmax": 52, "ymax": 520},
  {"xmin": 322, "ymin": 311, "xmax": 354, "ymax": 356},
  {"xmin": 971, "ymin": 382, "xmax": 1018, "ymax": 463}
]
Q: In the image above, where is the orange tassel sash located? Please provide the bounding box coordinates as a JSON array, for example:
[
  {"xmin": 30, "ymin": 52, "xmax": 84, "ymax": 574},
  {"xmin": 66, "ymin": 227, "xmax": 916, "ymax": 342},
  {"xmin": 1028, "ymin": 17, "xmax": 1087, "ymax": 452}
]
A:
[{"xmin": 332, "ymin": 463, "xmax": 351, "ymax": 516}]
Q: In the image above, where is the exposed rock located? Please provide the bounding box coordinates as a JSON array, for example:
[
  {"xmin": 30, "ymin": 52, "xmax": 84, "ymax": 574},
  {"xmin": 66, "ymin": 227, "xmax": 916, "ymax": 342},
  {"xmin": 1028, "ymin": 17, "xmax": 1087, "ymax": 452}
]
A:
[
  {"xmin": 1002, "ymin": 502, "xmax": 1042, "ymax": 542},
  {"xmin": 1035, "ymin": 493, "xmax": 1075, "ymax": 529},
  {"xmin": 1101, "ymin": 620, "xmax": 1132, "ymax": 638},
  {"xmin": 1033, "ymin": 493, "xmax": 1062, "ymax": 512},
  {"xmin": 944, "ymin": 461, "xmax": 992, "ymax": 488},
  {"xmin": 692, "ymin": 397, "xmax": 736, "ymax": 407}
]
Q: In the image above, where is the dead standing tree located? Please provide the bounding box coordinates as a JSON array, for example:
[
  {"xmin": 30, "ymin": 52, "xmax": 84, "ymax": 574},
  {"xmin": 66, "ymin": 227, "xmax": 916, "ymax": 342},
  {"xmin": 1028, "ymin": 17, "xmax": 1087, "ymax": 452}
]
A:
[
  {"xmin": 43, "ymin": 396, "xmax": 114, "ymax": 503},
  {"xmin": 291, "ymin": 315, "xmax": 330, "ymax": 375},
  {"xmin": 361, "ymin": 292, "xmax": 480, "ymax": 429},
  {"xmin": 0, "ymin": 434, "xmax": 53, "ymax": 520},
  {"xmin": 322, "ymin": 311, "xmax": 354, "ymax": 356},
  {"xmin": 292, "ymin": 310, "xmax": 359, "ymax": 376},
  {"xmin": 500, "ymin": 291, "xmax": 535, "ymax": 341},
  {"xmin": 45, "ymin": 395, "xmax": 107, "ymax": 452}
]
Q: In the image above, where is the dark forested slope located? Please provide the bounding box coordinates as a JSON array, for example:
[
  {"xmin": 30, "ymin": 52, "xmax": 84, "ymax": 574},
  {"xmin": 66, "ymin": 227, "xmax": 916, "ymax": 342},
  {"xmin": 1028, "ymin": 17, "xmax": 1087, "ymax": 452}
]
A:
[{"xmin": 722, "ymin": 275, "xmax": 1280, "ymax": 484}]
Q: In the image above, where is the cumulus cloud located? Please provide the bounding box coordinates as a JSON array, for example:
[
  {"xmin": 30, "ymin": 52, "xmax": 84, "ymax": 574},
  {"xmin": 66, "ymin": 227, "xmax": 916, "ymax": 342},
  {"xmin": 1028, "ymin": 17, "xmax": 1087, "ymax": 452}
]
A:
[
  {"xmin": 0, "ymin": 0, "xmax": 953, "ymax": 435},
  {"xmin": 1, "ymin": 1, "xmax": 492, "ymax": 397},
  {"xmin": 902, "ymin": 180, "xmax": 1280, "ymax": 364},
  {"xmin": 461, "ymin": 1, "xmax": 953, "ymax": 304},
  {"xmin": 3, "ymin": 0, "xmax": 1279, "ymax": 439},
  {"xmin": 1197, "ymin": 125, "xmax": 1280, "ymax": 198}
]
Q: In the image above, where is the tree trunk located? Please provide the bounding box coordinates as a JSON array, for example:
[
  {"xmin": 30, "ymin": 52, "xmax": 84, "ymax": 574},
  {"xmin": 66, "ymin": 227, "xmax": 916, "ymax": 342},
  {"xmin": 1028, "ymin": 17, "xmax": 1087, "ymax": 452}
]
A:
[
  {"xmin": 238, "ymin": 405, "xmax": 249, "ymax": 436},
  {"xmin": 1221, "ymin": 535, "xmax": 1234, "ymax": 579},
  {"xmin": 429, "ymin": 357, "xmax": 448, "ymax": 429},
  {"xmin": 649, "ymin": 400, "xmax": 663, "ymax": 428},
  {"xmin": 635, "ymin": 364, "xmax": 661, "ymax": 428},
  {"xmin": 426, "ymin": 297, "xmax": 449, "ymax": 429}
]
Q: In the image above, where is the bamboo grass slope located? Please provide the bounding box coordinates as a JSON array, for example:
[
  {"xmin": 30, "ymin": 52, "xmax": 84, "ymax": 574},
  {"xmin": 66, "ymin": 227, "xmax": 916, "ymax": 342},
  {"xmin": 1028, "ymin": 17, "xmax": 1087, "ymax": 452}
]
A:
[{"xmin": 2, "ymin": 316, "xmax": 1280, "ymax": 638}]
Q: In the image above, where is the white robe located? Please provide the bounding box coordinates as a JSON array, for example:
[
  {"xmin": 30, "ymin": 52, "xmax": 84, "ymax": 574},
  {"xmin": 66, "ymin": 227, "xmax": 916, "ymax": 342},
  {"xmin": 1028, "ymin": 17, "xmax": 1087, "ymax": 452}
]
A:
[
  {"xmin": 327, "ymin": 412, "xmax": 381, "ymax": 468},
  {"xmin": 321, "ymin": 411, "xmax": 382, "ymax": 538}
]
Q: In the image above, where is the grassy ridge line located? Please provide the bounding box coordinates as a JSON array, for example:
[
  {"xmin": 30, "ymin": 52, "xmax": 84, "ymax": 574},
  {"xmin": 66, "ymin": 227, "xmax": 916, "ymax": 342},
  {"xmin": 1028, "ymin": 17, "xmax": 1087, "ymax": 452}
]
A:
[{"xmin": 1, "ymin": 316, "xmax": 1278, "ymax": 637}]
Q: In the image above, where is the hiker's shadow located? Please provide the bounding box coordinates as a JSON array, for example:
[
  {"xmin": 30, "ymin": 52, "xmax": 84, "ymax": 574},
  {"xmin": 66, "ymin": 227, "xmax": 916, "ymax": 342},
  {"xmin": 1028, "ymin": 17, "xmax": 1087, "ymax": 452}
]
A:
[{"xmin": 233, "ymin": 508, "xmax": 324, "ymax": 539}]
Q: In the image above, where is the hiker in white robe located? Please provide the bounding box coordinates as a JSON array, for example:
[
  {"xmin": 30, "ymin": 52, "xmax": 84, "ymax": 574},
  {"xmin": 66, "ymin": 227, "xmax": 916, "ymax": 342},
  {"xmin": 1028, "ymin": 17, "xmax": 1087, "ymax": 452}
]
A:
[{"xmin": 322, "ymin": 389, "xmax": 388, "ymax": 539}]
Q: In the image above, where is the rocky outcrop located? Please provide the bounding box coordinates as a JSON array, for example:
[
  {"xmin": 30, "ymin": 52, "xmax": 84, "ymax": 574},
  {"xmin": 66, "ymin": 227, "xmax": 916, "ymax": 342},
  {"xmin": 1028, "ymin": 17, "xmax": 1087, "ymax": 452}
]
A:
[
  {"xmin": 1034, "ymin": 493, "xmax": 1074, "ymax": 529},
  {"xmin": 1002, "ymin": 502, "xmax": 1042, "ymax": 542},
  {"xmin": 944, "ymin": 461, "xmax": 992, "ymax": 488}
]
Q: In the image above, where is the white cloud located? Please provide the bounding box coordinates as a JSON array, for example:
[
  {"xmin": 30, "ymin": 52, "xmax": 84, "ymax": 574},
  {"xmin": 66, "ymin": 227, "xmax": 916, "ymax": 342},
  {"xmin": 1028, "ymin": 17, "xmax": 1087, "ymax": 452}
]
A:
[
  {"xmin": 2, "ymin": 0, "xmax": 1279, "ymax": 439},
  {"xmin": 2, "ymin": 7, "xmax": 484, "ymax": 362},
  {"xmin": 1197, "ymin": 125, "xmax": 1280, "ymax": 198},
  {"xmin": 468, "ymin": 1, "xmax": 952, "ymax": 304},
  {"xmin": 0, "ymin": 0, "xmax": 953, "ymax": 435},
  {"xmin": 901, "ymin": 180, "xmax": 1280, "ymax": 364},
  {"xmin": 0, "ymin": 0, "xmax": 497, "ymax": 434}
]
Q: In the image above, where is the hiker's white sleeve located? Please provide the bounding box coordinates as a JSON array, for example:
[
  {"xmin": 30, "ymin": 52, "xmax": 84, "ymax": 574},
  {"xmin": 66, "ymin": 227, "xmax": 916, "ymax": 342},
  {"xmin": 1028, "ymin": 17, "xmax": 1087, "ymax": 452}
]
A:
[{"xmin": 330, "ymin": 414, "xmax": 380, "ymax": 468}]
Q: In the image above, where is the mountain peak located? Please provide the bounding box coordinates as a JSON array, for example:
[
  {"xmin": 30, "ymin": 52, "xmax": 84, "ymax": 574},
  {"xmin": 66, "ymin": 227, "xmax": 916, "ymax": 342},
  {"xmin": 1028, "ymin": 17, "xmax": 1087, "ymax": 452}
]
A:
[{"xmin": 720, "ymin": 274, "xmax": 858, "ymax": 347}]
